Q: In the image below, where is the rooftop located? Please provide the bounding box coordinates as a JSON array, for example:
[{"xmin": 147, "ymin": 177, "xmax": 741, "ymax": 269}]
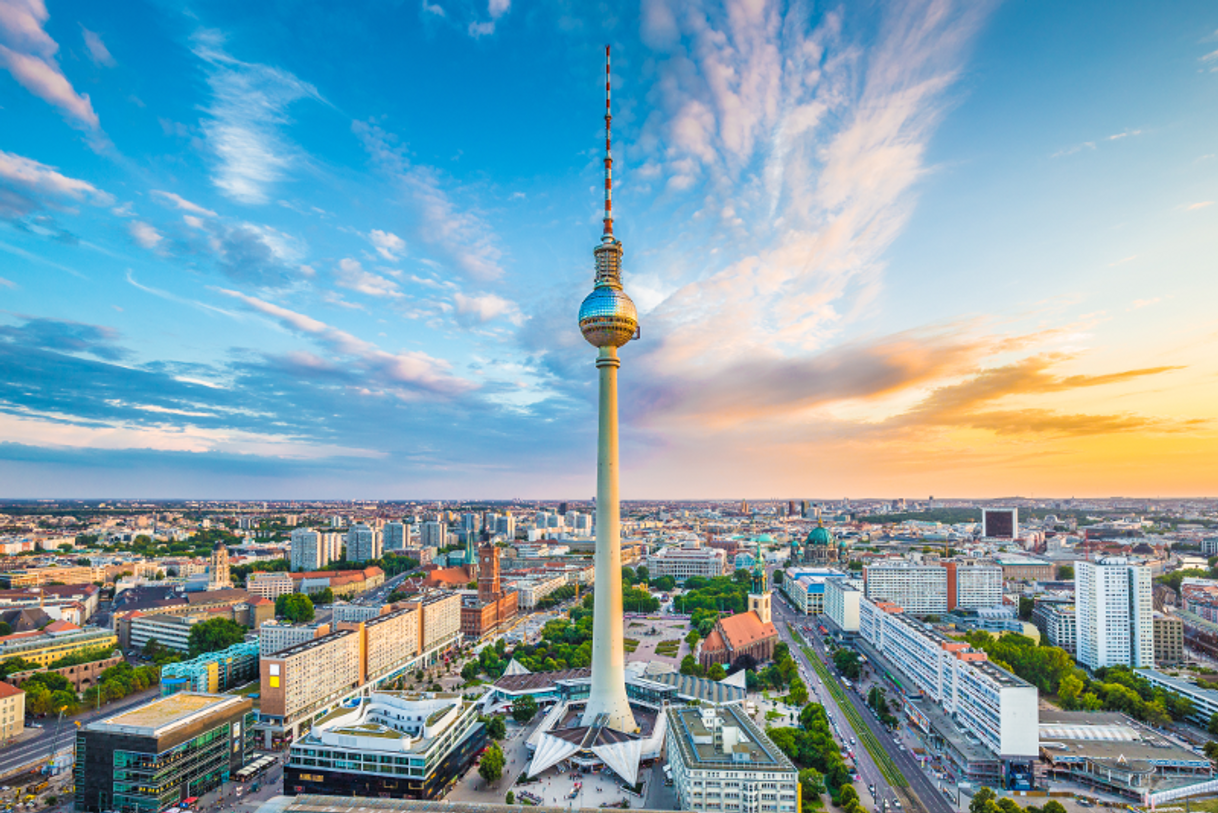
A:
[
  {"xmin": 88, "ymin": 692, "xmax": 248, "ymax": 738},
  {"xmin": 667, "ymin": 703, "xmax": 795, "ymax": 773}
]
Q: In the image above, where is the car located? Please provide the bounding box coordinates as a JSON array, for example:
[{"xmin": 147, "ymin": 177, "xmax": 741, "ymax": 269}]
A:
[{"xmin": 893, "ymin": 800, "xmax": 902, "ymax": 809}]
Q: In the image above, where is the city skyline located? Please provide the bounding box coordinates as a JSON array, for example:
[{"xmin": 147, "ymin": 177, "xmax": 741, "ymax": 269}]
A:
[{"xmin": 1, "ymin": 0, "xmax": 1216, "ymax": 499}]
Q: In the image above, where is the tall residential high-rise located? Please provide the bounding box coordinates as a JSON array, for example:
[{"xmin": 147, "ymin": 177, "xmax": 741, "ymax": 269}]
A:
[
  {"xmin": 421, "ymin": 520, "xmax": 448, "ymax": 549},
  {"xmin": 493, "ymin": 513, "xmax": 515, "ymax": 539},
  {"xmin": 576, "ymin": 45, "xmax": 638, "ymax": 733},
  {"xmin": 461, "ymin": 513, "xmax": 479, "ymax": 534},
  {"xmin": 982, "ymin": 508, "xmax": 1019, "ymax": 539},
  {"xmin": 346, "ymin": 523, "xmax": 381, "ymax": 563},
  {"xmin": 290, "ymin": 529, "xmax": 327, "ymax": 571},
  {"xmin": 1075, "ymin": 557, "xmax": 1153, "ymax": 669},
  {"xmin": 383, "ymin": 521, "xmax": 406, "ymax": 551}
]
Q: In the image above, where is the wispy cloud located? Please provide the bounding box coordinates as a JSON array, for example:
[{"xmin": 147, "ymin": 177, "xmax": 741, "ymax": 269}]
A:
[
  {"xmin": 1186, "ymin": 201, "xmax": 1213, "ymax": 210},
  {"xmin": 334, "ymin": 258, "xmax": 402, "ymax": 298},
  {"xmin": 368, "ymin": 229, "xmax": 405, "ymax": 260},
  {"xmin": 80, "ymin": 26, "xmax": 115, "ymax": 67},
  {"xmin": 1053, "ymin": 129, "xmax": 1143, "ymax": 158},
  {"xmin": 0, "ymin": 148, "xmax": 113, "ymax": 217},
  {"xmin": 0, "ymin": 0, "xmax": 101, "ymax": 133},
  {"xmin": 128, "ymin": 221, "xmax": 163, "ymax": 250},
  {"xmin": 354, "ymin": 120, "xmax": 504, "ymax": 281},
  {"xmin": 152, "ymin": 190, "xmax": 217, "ymax": 217},
  {"xmin": 454, "ymin": 292, "xmax": 523, "ymax": 326},
  {"xmin": 192, "ymin": 29, "xmax": 322, "ymax": 204}
]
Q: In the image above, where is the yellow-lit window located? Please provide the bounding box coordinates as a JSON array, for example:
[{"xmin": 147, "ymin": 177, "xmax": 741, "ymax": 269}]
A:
[{"xmin": 270, "ymin": 676, "xmax": 280, "ymax": 688}]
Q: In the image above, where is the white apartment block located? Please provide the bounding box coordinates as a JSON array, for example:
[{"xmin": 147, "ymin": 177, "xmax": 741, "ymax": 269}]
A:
[
  {"xmin": 858, "ymin": 596, "xmax": 1038, "ymax": 761},
  {"xmin": 1076, "ymin": 557, "xmax": 1153, "ymax": 670},
  {"xmin": 666, "ymin": 704, "xmax": 799, "ymax": 813},
  {"xmin": 421, "ymin": 521, "xmax": 449, "ymax": 550},
  {"xmin": 259, "ymin": 620, "xmax": 331, "ymax": 656},
  {"xmin": 648, "ymin": 544, "xmax": 726, "ymax": 583},
  {"xmin": 383, "ymin": 521, "xmax": 406, "ymax": 551},
  {"xmin": 1039, "ymin": 603, "xmax": 1077, "ymax": 654},
  {"xmin": 513, "ymin": 574, "xmax": 568, "ymax": 609},
  {"xmin": 346, "ymin": 523, "xmax": 381, "ymax": 562},
  {"xmin": 824, "ymin": 578, "xmax": 862, "ymax": 633},
  {"xmin": 863, "ymin": 562, "xmax": 948, "ymax": 615},
  {"xmin": 952, "ymin": 565, "xmax": 1004, "ymax": 610},
  {"xmin": 290, "ymin": 528, "xmax": 327, "ymax": 572},
  {"xmin": 247, "ymin": 571, "xmax": 295, "ymax": 599}
]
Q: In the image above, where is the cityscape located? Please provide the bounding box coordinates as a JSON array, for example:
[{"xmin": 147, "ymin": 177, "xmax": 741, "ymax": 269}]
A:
[{"xmin": 1, "ymin": 3, "xmax": 1217, "ymax": 813}]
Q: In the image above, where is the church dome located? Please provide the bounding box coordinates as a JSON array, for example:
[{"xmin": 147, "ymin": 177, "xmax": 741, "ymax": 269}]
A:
[{"xmin": 806, "ymin": 525, "xmax": 833, "ymax": 547}]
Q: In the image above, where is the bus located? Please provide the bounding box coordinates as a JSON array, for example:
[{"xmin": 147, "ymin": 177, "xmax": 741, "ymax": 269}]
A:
[{"xmin": 842, "ymin": 678, "xmax": 853, "ymax": 690}]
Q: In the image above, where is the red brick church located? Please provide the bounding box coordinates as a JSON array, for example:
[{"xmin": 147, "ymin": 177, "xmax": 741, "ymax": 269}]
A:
[{"xmin": 699, "ymin": 554, "xmax": 778, "ymax": 669}]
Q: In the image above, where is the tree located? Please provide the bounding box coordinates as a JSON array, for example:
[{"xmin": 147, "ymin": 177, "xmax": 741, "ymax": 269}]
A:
[
  {"xmin": 832, "ymin": 649, "xmax": 861, "ymax": 680},
  {"xmin": 505, "ymin": 791, "xmax": 515, "ymax": 805},
  {"xmin": 313, "ymin": 587, "xmax": 335, "ymax": 605},
  {"xmin": 838, "ymin": 785, "xmax": 859, "ymax": 808},
  {"xmin": 485, "ymin": 715, "xmax": 507, "ymax": 740},
  {"xmin": 0, "ymin": 656, "xmax": 37, "ymax": 678},
  {"xmin": 0, "ymin": 621, "xmax": 10, "ymax": 637},
  {"xmin": 1056, "ymin": 564, "xmax": 1074, "ymax": 580},
  {"xmin": 1018, "ymin": 596, "xmax": 1034, "ymax": 620},
  {"xmin": 788, "ymin": 677, "xmax": 809, "ymax": 706},
  {"xmin": 969, "ymin": 787, "xmax": 996, "ymax": 813},
  {"xmin": 276, "ymin": 593, "xmax": 315, "ymax": 623},
  {"xmin": 707, "ymin": 662, "xmax": 727, "ymax": 681},
  {"xmin": 479, "ymin": 742, "xmax": 505, "ymax": 784},
  {"xmin": 1042, "ymin": 802, "xmax": 1067, "ymax": 813},
  {"xmin": 685, "ymin": 629, "xmax": 700, "ymax": 647},
  {"xmin": 512, "ymin": 694, "xmax": 538, "ymax": 724},
  {"xmin": 773, "ymin": 570, "xmax": 784, "ymax": 585},
  {"xmin": 187, "ymin": 617, "xmax": 246, "ymax": 657},
  {"xmin": 680, "ymin": 654, "xmax": 699, "ymax": 675},
  {"xmin": 1207, "ymin": 712, "xmax": 1218, "ymax": 738}
]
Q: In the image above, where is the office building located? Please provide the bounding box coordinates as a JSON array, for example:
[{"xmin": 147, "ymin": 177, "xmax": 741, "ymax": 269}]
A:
[
  {"xmin": 1154, "ymin": 613, "xmax": 1184, "ymax": 666},
  {"xmin": 383, "ymin": 522, "xmax": 407, "ymax": 551},
  {"xmin": 0, "ymin": 681, "xmax": 23, "ymax": 742},
  {"xmin": 284, "ymin": 691, "xmax": 485, "ymax": 800},
  {"xmin": 863, "ymin": 562, "xmax": 948, "ymax": 615},
  {"xmin": 421, "ymin": 521, "xmax": 448, "ymax": 550},
  {"xmin": 247, "ymin": 571, "xmax": 295, "ymax": 600},
  {"xmin": 290, "ymin": 529, "xmax": 326, "ymax": 572},
  {"xmin": 1033, "ymin": 602, "xmax": 1077, "ymax": 654},
  {"xmin": 982, "ymin": 508, "xmax": 1018, "ymax": 539},
  {"xmin": 781, "ymin": 568, "xmax": 849, "ymax": 615},
  {"xmin": 1076, "ymin": 558, "xmax": 1153, "ymax": 670},
  {"xmin": 161, "ymin": 641, "xmax": 260, "ymax": 695},
  {"xmin": 0, "ymin": 622, "xmax": 118, "ymax": 667},
  {"xmin": 74, "ymin": 693, "xmax": 255, "ymax": 813},
  {"xmin": 995, "ymin": 556, "xmax": 1054, "ymax": 582},
  {"xmin": 947, "ymin": 563, "xmax": 1004, "ymax": 610},
  {"xmin": 346, "ymin": 524, "xmax": 381, "ymax": 563},
  {"xmin": 666, "ymin": 704, "xmax": 799, "ymax": 813},
  {"xmin": 858, "ymin": 596, "xmax": 1038, "ymax": 782},
  {"xmin": 331, "ymin": 603, "xmax": 385, "ymax": 623},
  {"xmin": 824, "ymin": 578, "xmax": 862, "ymax": 633},
  {"xmin": 647, "ymin": 543, "xmax": 726, "ymax": 583},
  {"xmin": 259, "ymin": 621, "xmax": 332, "ymax": 656},
  {"xmin": 492, "ymin": 513, "xmax": 516, "ymax": 539}
]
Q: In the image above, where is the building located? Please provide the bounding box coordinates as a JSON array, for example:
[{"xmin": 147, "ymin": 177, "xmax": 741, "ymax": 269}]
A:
[
  {"xmin": 995, "ymin": 556, "xmax": 1054, "ymax": 582},
  {"xmin": 259, "ymin": 621, "xmax": 332, "ymax": 656},
  {"xmin": 1076, "ymin": 558, "xmax": 1153, "ymax": 670},
  {"xmin": 331, "ymin": 603, "xmax": 385, "ymax": 624},
  {"xmin": 511, "ymin": 574, "xmax": 568, "ymax": 609},
  {"xmin": 420, "ymin": 521, "xmax": 448, "ymax": 550},
  {"xmin": 260, "ymin": 628, "xmax": 364, "ymax": 748},
  {"xmin": 858, "ymin": 596, "xmax": 1038, "ymax": 784},
  {"xmin": 346, "ymin": 524, "xmax": 381, "ymax": 563},
  {"xmin": 209, "ymin": 543, "xmax": 232, "ymax": 589},
  {"xmin": 461, "ymin": 545, "xmax": 519, "ymax": 641},
  {"xmin": 947, "ymin": 563, "xmax": 1004, "ymax": 610},
  {"xmin": 1033, "ymin": 602, "xmax": 1077, "ymax": 654},
  {"xmin": 74, "ymin": 692, "xmax": 255, "ymax": 813},
  {"xmin": 129, "ymin": 613, "xmax": 216, "ymax": 654},
  {"xmin": 364, "ymin": 605, "xmax": 421, "ymax": 682},
  {"xmin": 982, "ymin": 508, "xmax": 1018, "ymax": 539},
  {"xmin": 647, "ymin": 543, "xmax": 726, "ymax": 583},
  {"xmin": 0, "ymin": 622, "xmax": 118, "ymax": 667},
  {"xmin": 699, "ymin": 561, "xmax": 778, "ymax": 670},
  {"xmin": 383, "ymin": 522, "xmax": 407, "ymax": 551},
  {"xmin": 247, "ymin": 571, "xmax": 295, "ymax": 600},
  {"xmin": 1139, "ymin": 670, "xmax": 1218, "ymax": 728},
  {"xmin": 863, "ymin": 562, "xmax": 948, "ymax": 615},
  {"xmin": 290, "ymin": 529, "xmax": 327, "ymax": 572},
  {"xmin": 284, "ymin": 691, "xmax": 485, "ymax": 800},
  {"xmin": 781, "ymin": 568, "xmax": 849, "ymax": 615},
  {"xmin": 161, "ymin": 641, "xmax": 260, "ymax": 695},
  {"xmin": 666, "ymin": 703, "xmax": 799, "ymax": 813},
  {"xmin": 824, "ymin": 578, "xmax": 862, "ymax": 634},
  {"xmin": 1154, "ymin": 613, "xmax": 1184, "ymax": 666},
  {"xmin": 289, "ymin": 567, "xmax": 385, "ymax": 599},
  {"xmin": 0, "ymin": 681, "xmax": 23, "ymax": 742},
  {"xmin": 794, "ymin": 518, "xmax": 844, "ymax": 565},
  {"xmin": 405, "ymin": 591, "xmax": 462, "ymax": 655}
]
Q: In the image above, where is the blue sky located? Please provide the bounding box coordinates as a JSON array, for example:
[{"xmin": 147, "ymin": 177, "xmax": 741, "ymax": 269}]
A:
[{"xmin": 1, "ymin": 0, "xmax": 1216, "ymax": 499}]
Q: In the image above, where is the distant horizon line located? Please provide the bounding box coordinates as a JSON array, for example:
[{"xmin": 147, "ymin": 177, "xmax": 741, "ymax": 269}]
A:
[{"xmin": 0, "ymin": 497, "xmax": 1212, "ymax": 505}]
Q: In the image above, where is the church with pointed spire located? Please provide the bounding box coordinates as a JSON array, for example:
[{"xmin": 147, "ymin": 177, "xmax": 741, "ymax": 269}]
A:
[{"xmin": 698, "ymin": 541, "xmax": 778, "ymax": 670}]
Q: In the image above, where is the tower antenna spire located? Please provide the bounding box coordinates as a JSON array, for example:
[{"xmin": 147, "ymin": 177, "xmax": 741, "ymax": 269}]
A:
[{"xmin": 603, "ymin": 44, "xmax": 613, "ymax": 240}]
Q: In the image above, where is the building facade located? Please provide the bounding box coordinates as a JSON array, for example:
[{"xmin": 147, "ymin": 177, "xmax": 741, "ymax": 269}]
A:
[
  {"xmin": 161, "ymin": 641, "xmax": 260, "ymax": 695},
  {"xmin": 346, "ymin": 524, "xmax": 381, "ymax": 563},
  {"xmin": 247, "ymin": 571, "xmax": 295, "ymax": 600},
  {"xmin": 948, "ymin": 564, "xmax": 1004, "ymax": 610},
  {"xmin": 863, "ymin": 563, "xmax": 948, "ymax": 615},
  {"xmin": 1154, "ymin": 613, "xmax": 1184, "ymax": 666},
  {"xmin": 824, "ymin": 578, "xmax": 861, "ymax": 633},
  {"xmin": 290, "ymin": 529, "xmax": 326, "ymax": 572},
  {"xmin": 648, "ymin": 544, "xmax": 726, "ymax": 583},
  {"xmin": 0, "ymin": 681, "xmax": 23, "ymax": 742},
  {"xmin": 1076, "ymin": 558, "xmax": 1153, "ymax": 670}
]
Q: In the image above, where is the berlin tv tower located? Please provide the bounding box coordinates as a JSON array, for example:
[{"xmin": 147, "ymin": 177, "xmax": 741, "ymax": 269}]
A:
[{"xmin": 578, "ymin": 45, "xmax": 639, "ymax": 732}]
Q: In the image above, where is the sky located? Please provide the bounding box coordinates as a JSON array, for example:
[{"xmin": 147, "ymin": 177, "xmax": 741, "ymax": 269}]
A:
[{"xmin": 0, "ymin": 0, "xmax": 1216, "ymax": 500}]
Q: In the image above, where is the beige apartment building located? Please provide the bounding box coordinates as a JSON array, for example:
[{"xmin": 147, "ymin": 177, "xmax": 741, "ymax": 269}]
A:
[
  {"xmin": 260, "ymin": 628, "xmax": 363, "ymax": 748},
  {"xmin": 0, "ymin": 681, "xmax": 24, "ymax": 742},
  {"xmin": 1154, "ymin": 613, "xmax": 1184, "ymax": 666},
  {"xmin": 364, "ymin": 605, "xmax": 420, "ymax": 679}
]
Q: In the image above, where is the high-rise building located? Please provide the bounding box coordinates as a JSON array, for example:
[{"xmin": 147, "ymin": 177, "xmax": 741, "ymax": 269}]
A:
[
  {"xmin": 421, "ymin": 521, "xmax": 448, "ymax": 549},
  {"xmin": 460, "ymin": 513, "xmax": 479, "ymax": 534},
  {"xmin": 346, "ymin": 523, "xmax": 381, "ymax": 562},
  {"xmin": 493, "ymin": 513, "xmax": 515, "ymax": 539},
  {"xmin": 1154, "ymin": 613, "xmax": 1183, "ymax": 666},
  {"xmin": 1075, "ymin": 557, "xmax": 1153, "ymax": 670},
  {"xmin": 290, "ymin": 529, "xmax": 326, "ymax": 571},
  {"xmin": 982, "ymin": 508, "xmax": 1019, "ymax": 539},
  {"xmin": 946, "ymin": 563, "xmax": 1004, "ymax": 610},
  {"xmin": 575, "ymin": 45, "xmax": 637, "ymax": 734},
  {"xmin": 383, "ymin": 521, "xmax": 406, "ymax": 551},
  {"xmin": 863, "ymin": 562, "xmax": 948, "ymax": 615}
]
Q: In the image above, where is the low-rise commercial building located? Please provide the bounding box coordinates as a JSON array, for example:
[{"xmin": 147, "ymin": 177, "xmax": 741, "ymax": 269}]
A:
[
  {"xmin": 285, "ymin": 692, "xmax": 486, "ymax": 800},
  {"xmin": 780, "ymin": 568, "xmax": 848, "ymax": 615},
  {"xmin": 161, "ymin": 641, "xmax": 260, "ymax": 695},
  {"xmin": 0, "ymin": 622, "xmax": 118, "ymax": 667},
  {"xmin": 74, "ymin": 692, "xmax": 255, "ymax": 813},
  {"xmin": 666, "ymin": 703, "xmax": 799, "ymax": 813},
  {"xmin": 512, "ymin": 574, "xmax": 568, "ymax": 609},
  {"xmin": 647, "ymin": 544, "xmax": 726, "ymax": 583}
]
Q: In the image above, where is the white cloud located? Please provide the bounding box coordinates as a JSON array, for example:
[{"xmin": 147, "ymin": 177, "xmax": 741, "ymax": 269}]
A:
[
  {"xmin": 81, "ymin": 26, "xmax": 115, "ymax": 67},
  {"xmin": 468, "ymin": 21, "xmax": 495, "ymax": 37},
  {"xmin": 423, "ymin": 1, "xmax": 445, "ymax": 16},
  {"xmin": 488, "ymin": 0, "xmax": 510, "ymax": 19},
  {"xmin": 368, "ymin": 229, "xmax": 406, "ymax": 260},
  {"xmin": 0, "ymin": 148, "xmax": 113, "ymax": 206},
  {"xmin": 128, "ymin": 221, "xmax": 163, "ymax": 250},
  {"xmin": 454, "ymin": 292, "xmax": 523, "ymax": 325},
  {"xmin": 0, "ymin": 0, "xmax": 100, "ymax": 131},
  {"xmin": 192, "ymin": 29, "xmax": 322, "ymax": 204},
  {"xmin": 183, "ymin": 215, "xmax": 205, "ymax": 229},
  {"xmin": 335, "ymin": 258, "xmax": 402, "ymax": 298},
  {"xmin": 152, "ymin": 189, "xmax": 217, "ymax": 217},
  {"xmin": 1186, "ymin": 201, "xmax": 1213, "ymax": 210}
]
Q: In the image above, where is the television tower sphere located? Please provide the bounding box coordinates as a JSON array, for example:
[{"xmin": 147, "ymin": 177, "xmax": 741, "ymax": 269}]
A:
[{"xmin": 578, "ymin": 281, "xmax": 638, "ymax": 348}]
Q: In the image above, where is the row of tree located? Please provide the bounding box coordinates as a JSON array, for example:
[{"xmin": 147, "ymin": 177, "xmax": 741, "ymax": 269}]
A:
[{"xmin": 767, "ymin": 703, "xmax": 853, "ymax": 809}]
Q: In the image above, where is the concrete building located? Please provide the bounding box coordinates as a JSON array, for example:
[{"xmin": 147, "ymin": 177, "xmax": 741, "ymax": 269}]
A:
[
  {"xmin": 290, "ymin": 529, "xmax": 327, "ymax": 572},
  {"xmin": 781, "ymin": 568, "xmax": 849, "ymax": 615},
  {"xmin": 863, "ymin": 562, "xmax": 948, "ymax": 615},
  {"xmin": 0, "ymin": 681, "xmax": 23, "ymax": 742},
  {"xmin": 247, "ymin": 571, "xmax": 295, "ymax": 600},
  {"xmin": 74, "ymin": 692, "xmax": 255, "ymax": 813},
  {"xmin": 383, "ymin": 522, "xmax": 407, "ymax": 551},
  {"xmin": 0, "ymin": 622, "xmax": 118, "ymax": 667},
  {"xmin": 161, "ymin": 641, "xmax": 260, "ymax": 695},
  {"xmin": 259, "ymin": 620, "xmax": 332, "ymax": 656},
  {"xmin": 405, "ymin": 591, "xmax": 462, "ymax": 655},
  {"xmin": 420, "ymin": 521, "xmax": 448, "ymax": 550},
  {"xmin": 512, "ymin": 573, "xmax": 567, "ymax": 609},
  {"xmin": 1076, "ymin": 557, "xmax": 1153, "ymax": 670},
  {"xmin": 982, "ymin": 508, "xmax": 1018, "ymax": 539},
  {"xmin": 995, "ymin": 556, "xmax": 1054, "ymax": 582},
  {"xmin": 824, "ymin": 578, "xmax": 862, "ymax": 633},
  {"xmin": 284, "ymin": 691, "xmax": 486, "ymax": 800},
  {"xmin": 1034, "ymin": 602, "xmax": 1077, "ymax": 654},
  {"xmin": 947, "ymin": 563, "xmax": 1004, "ymax": 610},
  {"xmin": 346, "ymin": 524, "xmax": 381, "ymax": 563},
  {"xmin": 1154, "ymin": 613, "xmax": 1184, "ymax": 666},
  {"xmin": 647, "ymin": 543, "xmax": 726, "ymax": 583},
  {"xmin": 666, "ymin": 703, "xmax": 799, "ymax": 813},
  {"xmin": 260, "ymin": 628, "xmax": 364, "ymax": 748}
]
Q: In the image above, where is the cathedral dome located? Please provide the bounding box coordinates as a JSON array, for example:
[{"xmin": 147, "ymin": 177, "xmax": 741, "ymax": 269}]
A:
[{"xmin": 806, "ymin": 525, "xmax": 833, "ymax": 547}]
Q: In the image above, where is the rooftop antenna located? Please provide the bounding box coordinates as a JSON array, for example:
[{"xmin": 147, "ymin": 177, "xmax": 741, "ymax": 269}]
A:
[{"xmin": 602, "ymin": 44, "xmax": 613, "ymax": 241}]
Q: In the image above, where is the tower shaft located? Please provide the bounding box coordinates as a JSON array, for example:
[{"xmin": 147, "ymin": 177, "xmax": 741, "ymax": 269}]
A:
[{"xmin": 582, "ymin": 345, "xmax": 636, "ymax": 731}]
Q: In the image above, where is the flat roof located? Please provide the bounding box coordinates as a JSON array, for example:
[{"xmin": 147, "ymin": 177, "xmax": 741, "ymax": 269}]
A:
[
  {"xmin": 256, "ymin": 795, "xmax": 674, "ymax": 813},
  {"xmin": 667, "ymin": 703, "xmax": 795, "ymax": 773},
  {"xmin": 88, "ymin": 692, "xmax": 246, "ymax": 738},
  {"xmin": 270, "ymin": 627, "xmax": 356, "ymax": 660}
]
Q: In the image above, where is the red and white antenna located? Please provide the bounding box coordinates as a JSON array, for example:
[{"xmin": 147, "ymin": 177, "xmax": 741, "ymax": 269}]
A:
[{"xmin": 603, "ymin": 44, "xmax": 613, "ymax": 240}]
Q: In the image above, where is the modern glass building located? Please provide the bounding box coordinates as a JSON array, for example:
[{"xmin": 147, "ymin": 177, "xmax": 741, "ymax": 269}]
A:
[{"xmin": 74, "ymin": 693, "xmax": 255, "ymax": 813}]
